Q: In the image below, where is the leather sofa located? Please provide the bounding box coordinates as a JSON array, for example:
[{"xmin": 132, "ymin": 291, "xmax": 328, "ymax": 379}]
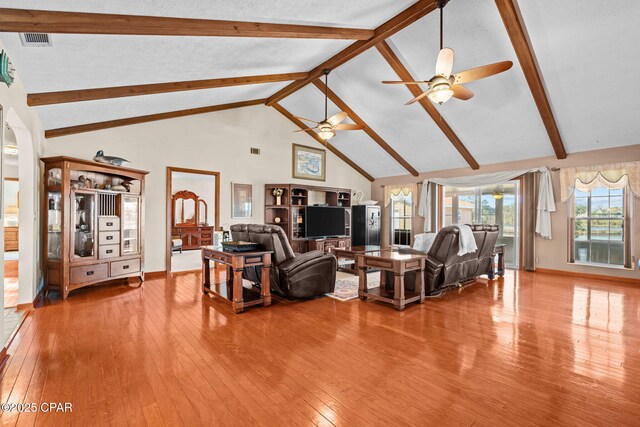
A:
[
  {"xmin": 230, "ymin": 224, "xmax": 336, "ymax": 298},
  {"xmin": 394, "ymin": 224, "xmax": 499, "ymax": 295}
]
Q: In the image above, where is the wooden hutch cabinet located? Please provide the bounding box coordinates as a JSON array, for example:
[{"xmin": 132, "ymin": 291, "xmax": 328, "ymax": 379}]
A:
[
  {"xmin": 41, "ymin": 156, "xmax": 148, "ymax": 299},
  {"xmin": 264, "ymin": 183, "xmax": 351, "ymax": 254}
]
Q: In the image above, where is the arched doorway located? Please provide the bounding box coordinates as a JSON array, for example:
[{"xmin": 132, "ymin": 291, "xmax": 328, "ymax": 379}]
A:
[{"xmin": 4, "ymin": 108, "xmax": 37, "ymax": 307}]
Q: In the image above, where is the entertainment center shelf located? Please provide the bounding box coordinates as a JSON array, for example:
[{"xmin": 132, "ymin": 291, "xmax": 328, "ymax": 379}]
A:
[{"xmin": 264, "ymin": 184, "xmax": 351, "ymax": 254}]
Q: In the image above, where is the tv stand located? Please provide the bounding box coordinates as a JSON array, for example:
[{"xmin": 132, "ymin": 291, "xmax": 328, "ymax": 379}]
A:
[
  {"xmin": 309, "ymin": 237, "xmax": 351, "ymax": 254},
  {"xmin": 264, "ymin": 183, "xmax": 351, "ymax": 254}
]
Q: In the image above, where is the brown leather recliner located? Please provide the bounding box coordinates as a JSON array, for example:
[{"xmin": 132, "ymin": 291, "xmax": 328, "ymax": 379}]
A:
[
  {"xmin": 394, "ymin": 224, "xmax": 499, "ymax": 295},
  {"xmin": 230, "ymin": 224, "xmax": 337, "ymax": 298}
]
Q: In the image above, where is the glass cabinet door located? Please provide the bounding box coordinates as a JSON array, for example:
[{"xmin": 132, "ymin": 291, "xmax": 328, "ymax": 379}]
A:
[
  {"xmin": 73, "ymin": 191, "xmax": 96, "ymax": 259},
  {"xmin": 47, "ymin": 191, "xmax": 62, "ymax": 260},
  {"xmin": 122, "ymin": 195, "xmax": 140, "ymax": 254}
]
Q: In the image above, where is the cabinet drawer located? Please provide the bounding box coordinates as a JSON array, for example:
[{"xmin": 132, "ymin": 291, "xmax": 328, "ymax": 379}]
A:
[
  {"xmin": 70, "ymin": 263, "xmax": 108, "ymax": 285},
  {"xmin": 99, "ymin": 244, "xmax": 120, "ymax": 259},
  {"xmin": 111, "ymin": 258, "xmax": 141, "ymax": 277},
  {"xmin": 99, "ymin": 231, "xmax": 120, "ymax": 245},
  {"xmin": 99, "ymin": 216, "xmax": 120, "ymax": 231}
]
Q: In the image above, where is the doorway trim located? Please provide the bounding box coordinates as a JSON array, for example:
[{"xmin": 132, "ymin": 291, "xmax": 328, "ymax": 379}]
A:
[{"xmin": 166, "ymin": 167, "xmax": 220, "ymax": 273}]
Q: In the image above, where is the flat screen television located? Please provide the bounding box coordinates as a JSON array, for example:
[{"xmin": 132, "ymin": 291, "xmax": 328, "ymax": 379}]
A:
[{"xmin": 305, "ymin": 206, "xmax": 346, "ymax": 238}]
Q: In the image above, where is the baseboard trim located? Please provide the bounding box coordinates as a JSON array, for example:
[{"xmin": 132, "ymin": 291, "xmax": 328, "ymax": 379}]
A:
[
  {"xmin": 16, "ymin": 302, "xmax": 33, "ymax": 311},
  {"xmin": 145, "ymin": 270, "xmax": 168, "ymax": 279},
  {"xmin": 534, "ymin": 268, "xmax": 640, "ymax": 285}
]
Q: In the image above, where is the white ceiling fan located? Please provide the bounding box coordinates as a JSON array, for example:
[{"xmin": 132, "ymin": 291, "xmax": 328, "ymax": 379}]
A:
[
  {"xmin": 383, "ymin": 0, "xmax": 513, "ymax": 105},
  {"xmin": 294, "ymin": 69, "xmax": 363, "ymax": 140}
]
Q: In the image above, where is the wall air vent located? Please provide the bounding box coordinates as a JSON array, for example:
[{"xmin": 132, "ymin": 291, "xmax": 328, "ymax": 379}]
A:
[
  {"xmin": 19, "ymin": 33, "xmax": 52, "ymax": 47},
  {"xmin": 250, "ymin": 148, "xmax": 261, "ymax": 155}
]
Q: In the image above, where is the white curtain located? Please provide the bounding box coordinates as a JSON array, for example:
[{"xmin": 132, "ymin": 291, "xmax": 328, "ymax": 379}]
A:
[
  {"xmin": 383, "ymin": 184, "xmax": 417, "ymax": 207},
  {"xmin": 418, "ymin": 167, "xmax": 555, "ymax": 239},
  {"xmin": 559, "ymin": 161, "xmax": 640, "ymax": 201}
]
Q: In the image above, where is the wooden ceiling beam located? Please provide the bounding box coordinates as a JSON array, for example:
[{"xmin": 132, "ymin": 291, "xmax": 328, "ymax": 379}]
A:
[
  {"xmin": 376, "ymin": 41, "xmax": 480, "ymax": 170},
  {"xmin": 45, "ymin": 98, "xmax": 266, "ymax": 139},
  {"xmin": 271, "ymin": 102, "xmax": 374, "ymax": 182},
  {"xmin": 312, "ymin": 79, "xmax": 419, "ymax": 177},
  {"xmin": 0, "ymin": 8, "xmax": 373, "ymax": 40},
  {"xmin": 495, "ymin": 0, "xmax": 567, "ymax": 159},
  {"xmin": 266, "ymin": 0, "xmax": 438, "ymax": 106},
  {"xmin": 28, "ymin": 72, "xmax": 308, "ymax": 106}
]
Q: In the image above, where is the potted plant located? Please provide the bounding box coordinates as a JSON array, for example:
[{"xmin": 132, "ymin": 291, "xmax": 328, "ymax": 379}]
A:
[{"xmin": 273, "ymin": 188, "xmax": 284, "ymax": 206}]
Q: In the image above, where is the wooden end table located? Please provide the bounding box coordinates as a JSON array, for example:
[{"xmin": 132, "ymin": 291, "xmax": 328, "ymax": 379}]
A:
[
  {"xmin": 201, "ymin": 246, "xmax": 272, "ymax": 313},
  {"xmin": 489, "ymin": 244, "xmax": 506, "ymax": 279},
  {"xmin": 357, "ymin": 250, "xmax": 428, "ymax": 311},
  {"xmin": 330, "ymin": 245, "xmax": 381, "ymax": 274}
]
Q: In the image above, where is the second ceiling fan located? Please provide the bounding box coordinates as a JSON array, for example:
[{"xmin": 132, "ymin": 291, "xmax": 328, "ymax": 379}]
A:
[
  {"xmin": 294, "ymin": 69, "xmax": 363, "ymax": 140},
  {"xmin": 383, "ymin": 0, "xmax": 513, "ymax": 105}
]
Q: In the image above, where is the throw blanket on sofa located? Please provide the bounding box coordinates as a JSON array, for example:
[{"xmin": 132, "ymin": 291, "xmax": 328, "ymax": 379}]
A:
[{"xmin": 456, "ymin": 224, "xmax": 478, "ymax": 256}]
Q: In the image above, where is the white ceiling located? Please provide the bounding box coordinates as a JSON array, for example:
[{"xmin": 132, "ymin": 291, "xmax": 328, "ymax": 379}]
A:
[{"xmin": 1, "ymin": 0, "xmax": 638, "ymax": 177}]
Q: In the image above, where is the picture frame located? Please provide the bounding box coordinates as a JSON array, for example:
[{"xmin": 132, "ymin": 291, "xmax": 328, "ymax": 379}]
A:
[
  {"xmin": 231, "ymin": 183, "xmax": 253, "ymax": 218},
  {"xmin": 292, "ymin": 143, "xmax": 326, "ymax": 182}
]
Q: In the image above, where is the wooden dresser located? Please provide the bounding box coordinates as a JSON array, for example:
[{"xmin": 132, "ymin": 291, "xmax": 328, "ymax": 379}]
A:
[
  {"xmin": 4, "ymin": 226, "xmax": 18, "ymax": 251},
  {"xmin": 171, "ymin": 226, "xmax": 214, "ymax": 250}
]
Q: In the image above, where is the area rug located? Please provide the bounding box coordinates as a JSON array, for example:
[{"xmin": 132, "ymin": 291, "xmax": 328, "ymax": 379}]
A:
[{"xmin": 326, "ymin": 273, "xmax": 380, "ymax": 302}]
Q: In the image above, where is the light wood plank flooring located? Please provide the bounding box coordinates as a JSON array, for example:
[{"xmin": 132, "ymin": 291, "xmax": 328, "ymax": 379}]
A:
[{"xmin": 0, "ymin": 269, "xmax": 639, "ymax": 426}]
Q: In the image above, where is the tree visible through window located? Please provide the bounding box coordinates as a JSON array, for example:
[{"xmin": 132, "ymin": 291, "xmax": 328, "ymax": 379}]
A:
[
  {"xmin": 390, "ymin": 192, "xmax": 412, "ymax": 245},
  {"xmin": 573, "ymin": 187, "xmax": 624, "ymax": 265}
]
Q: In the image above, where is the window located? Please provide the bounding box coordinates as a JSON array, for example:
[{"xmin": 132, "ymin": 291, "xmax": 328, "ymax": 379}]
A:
[
  {"xmin": 442, "ymin": 180, "xmax": 520, "ymax": 268},
  {"xmin": 390, "ymin": 192, "xmax": 412, "ymax": 245},
  {"xmin": 572, "ymin": 187, "xmax": 625, "ymax": 266}
]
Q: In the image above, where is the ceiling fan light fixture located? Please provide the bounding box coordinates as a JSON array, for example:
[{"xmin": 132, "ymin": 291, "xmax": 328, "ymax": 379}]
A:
[
  {"xmin": 428, "ymin": 84, "xmax": 454, "ymax": 105},
  {"xmin": 318, "ymin": 129, "xmax": 335, "ymax": 140}
]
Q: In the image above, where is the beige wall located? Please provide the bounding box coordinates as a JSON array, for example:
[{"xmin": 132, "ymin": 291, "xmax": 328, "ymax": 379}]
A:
[
  {"xmin": 44, "ymin": 105, "xmax": 372, "ymax": 273},
  {"xmin": 372, "ymin": 145, "xmax": 640, "ymax": 280}
]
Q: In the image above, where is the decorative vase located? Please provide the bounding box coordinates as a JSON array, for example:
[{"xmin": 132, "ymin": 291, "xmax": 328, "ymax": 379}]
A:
[{"xmin": 276, "ymin": 195, "xmax": 282, "ymax": 205}]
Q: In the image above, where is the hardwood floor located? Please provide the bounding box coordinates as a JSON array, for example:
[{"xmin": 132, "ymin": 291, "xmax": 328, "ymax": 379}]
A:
[{"xmin": 1, "ymin": 268, "xmax": 639, "ymax": 426}]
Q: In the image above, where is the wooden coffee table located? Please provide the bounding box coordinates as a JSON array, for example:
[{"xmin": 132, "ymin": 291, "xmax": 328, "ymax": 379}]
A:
[
  {"xmin": 201, "ymin": 246, "xmax": 272, "ymax": 313},
  {"xmin": 330, "ymin": 245, "xmax": 381, "ymax": 274},
  {"xmin": 357, "ymin": 249, "xmax": 428, "ymax": 311}
]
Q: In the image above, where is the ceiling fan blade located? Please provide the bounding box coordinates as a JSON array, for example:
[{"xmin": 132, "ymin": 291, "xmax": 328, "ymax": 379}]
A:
[
  {"xmin": 435, "ymin": 48, "xmax": 455, "ymax": 78},
  {"xmin": 327, "ymin": 111, "xmax": 348, "ymax": 126},
  {"xmin": 451, "ymin": 84, "xmax": 474, "ymax": 100},
  {"xmin": 334, "ymin": 123, "xmax": 364, "ymax": 131},
  {"xmin": 294, "ymin": 127, "xmax": 318, "ymax": 132},
  {"xmin": 453, "ymin": 61, "xmax": 513, "ymax": 84},
  {"xmin": 293, "ymin": 115, "xmax": 320, "ymax": 124},
  {"xmin": 382, "ymin": 80, "xmax": 430, "ymax": 85},
  {"xmin": 405, "ymin": 89, "xmax": 432, "ymax": 105}
]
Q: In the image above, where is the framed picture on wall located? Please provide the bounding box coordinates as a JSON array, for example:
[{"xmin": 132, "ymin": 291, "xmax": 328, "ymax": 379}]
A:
[
  {"xmin": 292, "ymin": 144, "xmax": 326, "ymax": 181},
  {"xmin": 232, "ymin": 183, "xmax": 253, "ymax": 218}
]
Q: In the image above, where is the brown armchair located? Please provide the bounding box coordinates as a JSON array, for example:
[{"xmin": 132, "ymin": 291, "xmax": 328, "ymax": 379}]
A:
[
  {"xmin": 230, "ymin": 224, "xmax": 337, "ymax": 298},
  {"xmin": 393, "ymin": 224, "xmax": 499, "ymax": 295}
]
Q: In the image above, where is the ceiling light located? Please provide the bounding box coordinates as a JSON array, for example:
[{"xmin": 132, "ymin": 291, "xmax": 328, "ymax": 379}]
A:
[
  {"xmin": 318, "ymin": 130, "xmax": 335, "ymax": 140},
  {"xmin": 427, "ymin": 84, "xmax": 454, "ymax": 105}
]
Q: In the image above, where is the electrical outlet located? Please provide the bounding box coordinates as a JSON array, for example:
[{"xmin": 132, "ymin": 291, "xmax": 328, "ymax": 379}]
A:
[{"xmin": 535, "ymin": 257, "xmax": 539, "ymax": 264}]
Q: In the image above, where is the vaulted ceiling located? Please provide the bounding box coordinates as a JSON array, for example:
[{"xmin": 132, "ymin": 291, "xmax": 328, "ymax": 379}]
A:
[{"xmin": 1, "ymin": 0, "xmax": 639, "ymax": 180}]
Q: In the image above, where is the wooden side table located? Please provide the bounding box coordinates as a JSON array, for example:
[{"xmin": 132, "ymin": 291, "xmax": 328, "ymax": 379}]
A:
[
  {"xmin": 489, "ymin": 244, "xmax": 506, "ymax": 279},
  {"xmin": 201, "ymin": 246, "xmax": 272, "ymax": 313},
  {"xmin": 330, "ymin": 245, "xmax": 381, "ymax": 274},
  {"xmin": 357, "ymin": 250, "xmax": 427, "ymax": 311}
]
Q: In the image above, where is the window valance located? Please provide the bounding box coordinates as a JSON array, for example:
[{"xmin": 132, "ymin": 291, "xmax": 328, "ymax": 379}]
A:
[
  {"xmin": 417, "ymin": 167, "xmax": 555, "ymax": 239},
  {"xmin": 559, "ymin": 161, "xmax": 640, "ymax": 201},
  {"xmin": 383, "ymin": 184, "xmax": 417, "ymax": 207}
]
